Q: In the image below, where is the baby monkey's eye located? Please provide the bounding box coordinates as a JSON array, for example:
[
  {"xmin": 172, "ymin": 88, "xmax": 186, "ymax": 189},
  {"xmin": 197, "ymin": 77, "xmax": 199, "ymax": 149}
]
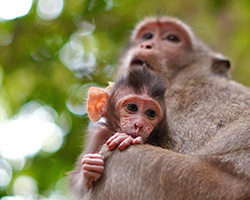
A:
[
  {"xmin": 126, "ymin": 103, "xmax": 138, "ymax": 112},
  {"xmin": 142, "ymin": 33, "xmax": 153, "ymax": 40},
  {"xmin": 166, "ymin": 34, "xmax": 180, "ymax": 43},
  {"xmin": 145, "ymin": 109, "xmax": 157, "ymax": 118}
]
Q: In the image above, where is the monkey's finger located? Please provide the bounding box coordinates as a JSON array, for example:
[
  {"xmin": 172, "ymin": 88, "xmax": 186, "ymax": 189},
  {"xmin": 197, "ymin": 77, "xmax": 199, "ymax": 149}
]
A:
[
  {"xmin": 108, "ymin": 135, "xmax": 130, "ymax": 150},
  {"xmin": 83, "ymin": 170, "xmax": 102, "ymax": 182},
  {"xmin": 83, "ymin": 163, "xmax": 104, "ymax": 173},
  {"xmin": 83, "ymin": 153, "xmax": 103, "ymax": 159},
  {"xmin": 132, "ymin": 137, "xmax": 143, "ymax": 144},
  {"xmin": 107, "ymin": 135, "xmax": 127, "ymax": 149},
  {"xmin": 106, "ymin": 134, "xmax": 120, "ymax": 145},
  {"xmin": 106, "ymin": 136, "xmax": 116, "ymax": 145},
  {"xmin": 106, "ymin": 132, "xmax": 126, "ymax": 145},
  {"xmin": 82, "ymin": 157, "xmax": 104, "ymax": 166},
  {"xmin": 118, "ymin": 137, "xmax": 133, "ymax": 151}
]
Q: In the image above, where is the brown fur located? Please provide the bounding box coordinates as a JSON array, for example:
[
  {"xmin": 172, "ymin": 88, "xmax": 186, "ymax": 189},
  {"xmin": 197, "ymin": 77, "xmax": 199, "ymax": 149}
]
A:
[
  {"xmin": 83, "ymin": 16, "xmax": 250, "ymax": 200},
  {"xmin": 68, "ymin": 67, "xmax": 170, "ymax": 198}
]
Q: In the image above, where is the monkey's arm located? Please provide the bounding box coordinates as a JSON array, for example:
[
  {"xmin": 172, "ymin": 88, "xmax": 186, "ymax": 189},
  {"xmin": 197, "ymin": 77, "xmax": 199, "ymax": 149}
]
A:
[
  {"xmin": 87, "ymin": 145, "xmax": 250, "ymax": 200},
  {"xmin": 83, "ymin": 123, "xmax": 114, "ymax": 154},
  {"xmin": 68, "ymin": 123, "xmax": 113, "ymax": 197}
]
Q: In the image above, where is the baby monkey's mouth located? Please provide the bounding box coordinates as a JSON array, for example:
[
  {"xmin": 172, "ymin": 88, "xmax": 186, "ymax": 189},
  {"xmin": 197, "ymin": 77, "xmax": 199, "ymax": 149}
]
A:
[{"xmin": 130, "ymin": 58, "xmax": 153, "ymax": 70}]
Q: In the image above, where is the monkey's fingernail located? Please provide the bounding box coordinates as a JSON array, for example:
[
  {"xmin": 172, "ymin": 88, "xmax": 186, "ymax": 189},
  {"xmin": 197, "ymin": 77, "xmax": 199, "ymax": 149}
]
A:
[{"xmin": 108, "ymin": 145, "xmax": 113, "ymax": 150}]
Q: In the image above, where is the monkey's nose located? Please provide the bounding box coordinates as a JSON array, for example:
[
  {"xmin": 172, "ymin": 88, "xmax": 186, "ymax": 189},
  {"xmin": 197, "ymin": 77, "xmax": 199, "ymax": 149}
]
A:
[
  {"xmin": 134, "ymin": 123, "xmax": 143, "ymax": 131},
  {"xmin": 140, "ymin": 44, "xmax": 152, "ymax": 49}
]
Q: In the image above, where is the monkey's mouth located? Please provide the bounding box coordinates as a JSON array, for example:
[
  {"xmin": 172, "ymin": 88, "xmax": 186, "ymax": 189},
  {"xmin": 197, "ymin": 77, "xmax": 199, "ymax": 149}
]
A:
[{"xmin": 130, "ymin": 58, "xmax": 153, "ymax": 70}]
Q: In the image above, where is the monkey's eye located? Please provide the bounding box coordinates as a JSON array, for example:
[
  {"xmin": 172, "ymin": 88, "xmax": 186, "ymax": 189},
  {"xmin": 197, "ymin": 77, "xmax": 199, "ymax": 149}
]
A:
[
  {"xmin": 126, "ymin": 103, "xmax": 138, "ymax": 112},
  {"xmin": 166, "ymin": 34, "xmax": 180, "ymax": 43},
  {"xmin": 142, "ymin": 33, "xmax": 153, "ymax": 40},
  {"xmin": 145, "ymin": 109, "xmax": 157, "ymax": 118}
]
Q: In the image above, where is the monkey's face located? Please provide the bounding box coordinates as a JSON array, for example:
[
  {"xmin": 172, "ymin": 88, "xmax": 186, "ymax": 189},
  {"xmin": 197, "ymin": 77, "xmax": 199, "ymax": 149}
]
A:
[
  {"xmin": 116, "ymin": 94, "xmax": 163, "ymax": 140},
  {"xmin": 120, "ymin": 17, "xmax": 196, "ymax": 80}
]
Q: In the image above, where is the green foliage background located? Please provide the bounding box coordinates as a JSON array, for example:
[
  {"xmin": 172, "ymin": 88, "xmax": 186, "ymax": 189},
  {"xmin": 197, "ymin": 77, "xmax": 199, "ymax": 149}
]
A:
[{"xmin": 1, "ymin": 0, "xmax": 250, "ymax": 199}]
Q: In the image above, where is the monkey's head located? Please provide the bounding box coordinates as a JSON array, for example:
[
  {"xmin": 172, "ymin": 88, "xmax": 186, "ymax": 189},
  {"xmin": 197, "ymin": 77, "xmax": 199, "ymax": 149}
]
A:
[
  {"xmin": 118, "ymin": 16, "xmax": 231, "ymax": 80},
  {"xmin": 87, "ymin": 67, "xmax": 167, "ymax": 142}
]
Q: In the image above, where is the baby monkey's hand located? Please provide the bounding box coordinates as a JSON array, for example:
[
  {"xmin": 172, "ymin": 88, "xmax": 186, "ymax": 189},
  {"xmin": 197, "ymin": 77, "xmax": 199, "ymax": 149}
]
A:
[{"xmin": 106, "ymin": 132, "xmax": 143, "ymax": 151}]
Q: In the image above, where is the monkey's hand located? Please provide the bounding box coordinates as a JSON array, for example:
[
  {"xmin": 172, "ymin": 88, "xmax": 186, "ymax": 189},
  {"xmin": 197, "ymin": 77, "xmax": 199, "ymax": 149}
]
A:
[
  {"xmin": 106, "ymin": 132, "xmax": 143, "ymax": 151},
  {"xmin": 82, "ymin": 154, "xmax": 104, "ymax": 189}
]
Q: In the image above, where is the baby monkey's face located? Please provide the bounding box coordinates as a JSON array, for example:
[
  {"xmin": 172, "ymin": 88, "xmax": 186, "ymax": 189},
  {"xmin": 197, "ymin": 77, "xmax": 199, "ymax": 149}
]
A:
[{"xmin": 117, "ymin": 94, "xmax": 162, "ymax": 140}]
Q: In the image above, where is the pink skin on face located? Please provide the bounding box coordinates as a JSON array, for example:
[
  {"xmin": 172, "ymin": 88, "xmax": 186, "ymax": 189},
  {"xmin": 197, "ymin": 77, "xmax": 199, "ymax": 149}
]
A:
[{"xmin": 107, "ymin": 94, "xmax": 162, "ymax": 151}]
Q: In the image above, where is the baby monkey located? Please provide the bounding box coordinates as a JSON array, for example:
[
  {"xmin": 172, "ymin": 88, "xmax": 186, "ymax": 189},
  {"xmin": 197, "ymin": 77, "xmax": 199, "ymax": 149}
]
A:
[{"xmin": 70, "ymin": 67, "xmax": 169, "ymax": 192}]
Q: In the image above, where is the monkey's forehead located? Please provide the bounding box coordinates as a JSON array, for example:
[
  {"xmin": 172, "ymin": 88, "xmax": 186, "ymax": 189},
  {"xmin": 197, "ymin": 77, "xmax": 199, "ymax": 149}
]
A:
[
  {"xmin": 116, "ymin": 94, "xmax": 160, "ymax": 108},
  {"xmin": 131, "ymin": 16, "xmax": 195, "ymax": 43},
  {"xmin": 118, "ymin": 93, "xmax": 151, "ymax": 101},
  {"xmin": 114, "ymin": 87, "xmax": 149, "ymax": 99}
]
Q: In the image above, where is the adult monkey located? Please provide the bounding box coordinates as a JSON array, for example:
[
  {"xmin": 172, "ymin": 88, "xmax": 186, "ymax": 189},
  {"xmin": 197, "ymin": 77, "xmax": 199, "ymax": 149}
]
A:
[{"xmin": 79, "ymin": 17, "xmax": 250, "ymax": 200}]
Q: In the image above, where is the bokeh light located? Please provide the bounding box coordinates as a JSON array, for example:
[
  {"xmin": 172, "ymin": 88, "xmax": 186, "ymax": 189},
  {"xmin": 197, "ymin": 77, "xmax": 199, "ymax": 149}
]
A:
[
  {"xmin": 0, "ymin": 101, "xmax": 65, "ymax": 160},
  {"xmin": 66, "ymin": 83, "xmax": 98, "ymax": 115},
  {"xmin": 0, "ymin": 30, "xmax": 14, "ymax": 46},
  {"xmin": 59, "ymin": 20, "xmax": 97, "ymax": 79},
  {"xmin": 37, "ymin": 0, "xmax": 64, "ymax": 20},
  {"xmin": 0, "ymin": 106, "xmax": 8, "ymax": 122},
  {"xmin": 0, "ymin": 159, "xmax": 12, "ymax": 187},
  {"xmin": 13, "ymin": 176, "xmax": 38, "ymax": 197},
  {"xmin": 1, "ymin": 197, "xmax": 25, "ymax": 200},
  {"xmin": 0, "ymin": 0, "xmax": 33, "ymax": 20}
]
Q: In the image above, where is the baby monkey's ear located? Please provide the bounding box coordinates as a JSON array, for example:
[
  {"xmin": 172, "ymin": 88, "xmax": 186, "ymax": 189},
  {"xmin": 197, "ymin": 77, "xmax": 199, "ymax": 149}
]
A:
[{"xmin": 87, "ymin": 82, "xmax": 114, "ymax": 122}]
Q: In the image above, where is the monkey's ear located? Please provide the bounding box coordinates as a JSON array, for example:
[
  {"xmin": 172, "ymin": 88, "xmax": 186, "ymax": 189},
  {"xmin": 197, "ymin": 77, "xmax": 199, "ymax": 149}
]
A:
[
  {"xmin": 211, "ymin": 56, "xmax": 231, "ymax": 77},
  {"xmin": 87, "ymin": 87, "xmax": 109, "ymax": 122}
]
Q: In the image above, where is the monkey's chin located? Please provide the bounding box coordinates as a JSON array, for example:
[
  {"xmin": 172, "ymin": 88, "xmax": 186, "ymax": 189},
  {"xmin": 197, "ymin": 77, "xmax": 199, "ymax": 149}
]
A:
[{"xmin": 130, "ymin": 58, "xmax": 153, "ymax": 70}]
